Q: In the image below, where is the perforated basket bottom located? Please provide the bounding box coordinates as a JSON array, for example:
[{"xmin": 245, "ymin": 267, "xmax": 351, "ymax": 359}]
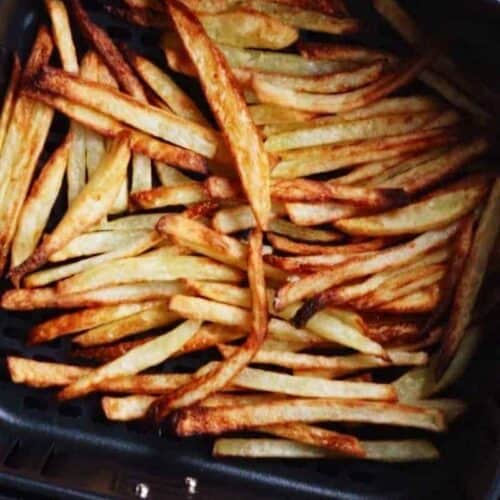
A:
[{"xmin": 0, "ymin": 1, "xmax": 499, "ymax": 499}]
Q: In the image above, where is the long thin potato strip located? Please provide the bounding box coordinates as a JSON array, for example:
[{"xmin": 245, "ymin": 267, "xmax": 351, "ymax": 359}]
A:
[
  {"xmin": 167, "ymin": 0, "xmax": 271, "ymax": 229},
  {"xmin": 0, "ymin": 55, "xmax": 21, "ymax": 152}
]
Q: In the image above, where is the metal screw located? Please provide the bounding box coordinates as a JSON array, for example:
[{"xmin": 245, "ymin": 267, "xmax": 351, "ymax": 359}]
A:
[
  {"xmin": 135, "ymin": 482, "xmax": 150, "ymax": 499},
  {"xmin": 185, "ymin": 476, "xmax": 198, "ymax": 495}
]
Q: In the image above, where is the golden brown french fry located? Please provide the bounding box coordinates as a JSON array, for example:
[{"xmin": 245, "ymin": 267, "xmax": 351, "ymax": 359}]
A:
[
  {"xmin": 211, "ymin": 204, "xmax": 287, "ymax": 234},
  {"xmin": 173, "ymin": 398, "xmax": 445, "ymax": 436},
  {"xmin": 127, "ymin": 50, "xmax": 209, "ymax": 125},
  {"xmin": 275, "ymin": 223, "xmax": 458, "ymax": 309},
  {"xmin": 336, "ymin": 181, "xmax": 487, "ymax": 236},
  {"xmin": 23, "ymin": 89, "xmax": 208, "ymax": 174},
  {"xmin": 374, "ymin": 284, "xmax": 440, "ymax": 314},
  {"xmin": 156, "ymin": 214, "xmax": 284, "ymax": 281},
  {"xmin": 57, "ymin": 253, "xmax": 244, "ymax": 295},
  {"xmin": 268, "ymin": 318, "xmax": 323, "ymax": 344},
  {"xmin": 149, "ymin": 229, "xmax": 268, "ymax": 422},
  {"xmin": 0, "ymin": 55, "xmax": 21, "ymax": 152},
  {"xmin": 49, "ymin": 230, "xmax": 151, "ymax": 262},
  {"xmin": 213, "ymin": 438, "xmax": 439, "ymax": 462},
  {"xmin": 98, "ymin": 214, "xmax": 171, "ymax": 231},
  {"xmin": 298, "ymin": 41, "xmax": 394, "ymax": 63},
  {"xmin": 130, "ymin": 182, "xmax": 207, "ymax": 209},
  {"xmin": 9, "ymin": 135, "xmax": 131, "ymax": 285},
  {"xmin": 185, "ymin": 281, "xmax": 252, "ymax": 308},
  {"xmin": 267, "ymin": 234, "xmax": 389, "ymax": 256},
  {"xmin": 265, "ymin": 112, "xmax": 436, "ymax": 152},
  {"xmin": 271, "ymin": 128, "xmax": 458, "ymax": 179},
  {"xmin": 28, "ymin": 301, "xmax": 162, "ymax": 344},
  {"xmin": 249, "ymin": 104, "xmax": 317, "ymax": 125},
  {"xmin": 1, "ymin": 282, "xmax": 185, "ymax": 310},
  {"xmin": 58, "ymin": 320, "xmax": 201, "ymax": 401},
  {"xmin": 272, "ymin": 179, "xmax": 408, "ymax": 209},
  {"xmin": 437, "ymin": 179, "xmax": 500, "ymax": 375},
  {"xmin": 246, "ymin": 1, "xmax": 360, "ymax": 35},
  {"xmin": 285, "ymin": 202, "xmax": 362, "ymax": 226},
  {"xmin": 379, "ymin": 138, "xmax": 489, "ymax": 194},
  {"xmin": 253, "ymin": 52, "xmax": 436, "ymax": 114},
  {"xmin": 10, "ymin": 137, "xmax": 71, "ymax": 268},
  {"xmin": 167, "ymin": 1, "xmax": 271, "ymax": 229},
  {"xmin": 32, "ymin": 67, "xmax": 218, "ymax": 158},
  {"xmin": 0, "ymin": 28, "xmax": 55, "ymax": 275},
  {"xmin": 73, "ymin": 304, "xmax": 179, "ymax": 347}
]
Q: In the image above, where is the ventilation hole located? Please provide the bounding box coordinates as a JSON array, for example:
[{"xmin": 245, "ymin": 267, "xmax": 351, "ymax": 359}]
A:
[
  {"xmin": 58, "ymin": 403, "xmax": 82, "ymax": 418},
  {"xmin": 23, "ymin": 395, "xmax": 49, "ymax": 411},
  {"xmin": 348, "ymin": 469, "xmax": 374, "ymax": 485},
  {"xmin": 107, "ymin": 25, "xmax": 132, "ymax": 41}
]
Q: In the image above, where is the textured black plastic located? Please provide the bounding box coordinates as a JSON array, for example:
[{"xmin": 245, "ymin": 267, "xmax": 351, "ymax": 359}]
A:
[{"xmin": 0, "ymin": 1, "xmax": 498, "ymax": 499}]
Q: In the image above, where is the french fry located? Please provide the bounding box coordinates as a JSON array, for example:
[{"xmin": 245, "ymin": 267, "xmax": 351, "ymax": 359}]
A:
[
  {"xmin": 103, "ymin": 395, "xmax": 157, "ymax": 421},
  {"xmin": 167, "ymin": 1, "xmax": 271, "ymax": 229},
  {"xmin": 299, "ymin": 41, "xmax": 394, "ymax": 63},
  {"xmin": 253, "ymin": 52, "xmax": 436, "ymax": 114},
  {"xmin": 173, "ymin": 398, "xmax": 445, "ymax": 436},
  {"xmin": 212, "ymin": 204, "xmax": 288, "ymax": 234},
  {"xmin": 9, "ymin": 135, "xmax": 131, "ymax": 285},
  {"xmin": 56, "ymin": 253, "xmax": 244, "ymax": 295},
  {"xmin": 10, "ymin": 138, "xmax": 71, "ymax": 267},
  {"xmin": 23, "ymin": 89, "xmax": 208, "ymax": 174},
  {"xmin": 0, "ymin": 27, "xmax": 55, "ymax": 274},
  {"xmin": 98, "ymin": 214, "xmax": 171, "ymax": 231},
  {"xmin": 275, "ymin": 223, "xmax": 458, "ymax": 309},
  {"xmin": 272, "ymin": 179, "xmax": 408, "ymax": 209},
  {"xmin": 149, "ymin": 229, "xmax": 268, "ymax": 421},
  {"xmin": 28, "ymin": 301, "xmax": 162, "ymax": 344},
  {"xmin": 49, "ymin": 230, "xmax": 151, "ymax": 262},
  {"xmin": 336, "ymin": 181, "xmax": 487, "ymax": 236},
  {"xmin": 127, "ymin": 49, "xmax": 209, "ymax": 125},
  {"xmin": 437, "ymin": 179, "xmax": 500, "ymax": 375},
  {"xmin": 185, "ymin": 281, "xmax": 252, "ymax": 308},
  {"xmin": 249, "ymin": 104, "xmax": 317, "ymax": 125},
  {"xmin": 374, "ymin": 285, "xmax": 440, "ymax": 314},
  {"xmin": 286, "ymin": 202, "xmax": 361, "ymax": 226},
  {"xmin": 32, "ymin": 67, "xmax": 218, "ymax": 158},
  {"xmin": 154, "ymin": 163, "xmax": 191, "ymax": 187},
  {"xmin": 104, "ymin": 4, "xmax": 170, "ymax": 29},
  {"xmin": 1, "ymin": 282, "xmax": 185, "ymax": 310},
  {"xmin": 379, "ymin": 138, "xmax": 489, "ymax": 194},
  {"xmin": 73, "ymin": 337, "xmax": 155, "ymax": 362},
  {"xmin": 213, "ymin": 438, "xmax": 439, "ymax": 462},
  {"xmin": 156, "ymin": 214, "xmax": 285, "ymax": 280},
  {"xmin": 412, "ymin": 399, "xmax": 466, "ymax": 424},
  {"xmin": 268, "ymin": 318, "xmax": 324, "ymax": 344},
  {"xmin": 267, "ymin": 234, "xmax": 389, "ymax": 256},
  {"xmin": 265, "ymin": 112, "xmax": 436, "ymax": 152},
  {"xmin": 73, "ymin": 304, "xmax": 179, "ymax": 347},
  {"xmin": 242, "ymin": 62, "xmax": 384, "ymax": 95},
  {"xmin": 57, "ymin": 319, "xmax": 201, "ymax": 401},
  {"xmin": 130, "ymin": 183, "xmax": 208, "ymax": 209},
  {"xmin": 0, "ymin": 55, "xmax": 21, "ymax": 152},
  {"xmin": 271, "ymin": 128, "xmax": 458, "ymax": 179},
  {"xmin": 246, "ymin": 1, "xmax": 360, "ymax": 35}
]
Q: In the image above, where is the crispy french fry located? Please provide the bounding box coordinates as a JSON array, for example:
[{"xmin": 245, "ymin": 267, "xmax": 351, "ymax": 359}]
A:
[
  {"xmin": 185, "ymin": 281, "xmax": 252, "ymax": 308},
  {"xmin": 272, "ymin": 178, "xmax": 408, "ymax": 209},
  {"xmin": 275, "ymin": 223, "xmax": 458, "ymax": 309},
  {"xmin": 212, "ymin": 204, "xmax": 288, "ymax": 234},
  {"xmin": 130, "ymin": 182, "xmax": 207, "ymax": 209},
  {"xmin": 32, "ymin": 67, "xmax": 218, "ymax": 158},
  {"xmin": 23, "ymin": 89, "xmax": 208, "ymax": 174},
  {"xmin": 271, "ymin": 128, "xmax": 458, "ymax": 179},
  {"xmin": 286, "ymin": 202, "xmax": 361, "ymax": 226},
  {"xmin": 9, "ymin": 135, "xmax": 131, "ymax": 285},
  {"xmin": 57, "ymin": 319, "xmax": 201, "ymax": 400},
  {"xmin": 10, "ymin": 138, "xmax": 71, "ymax": 267},
  {"xmin": 437, "ymin": 179, "xmax": 500, "ymax": 375},
  {"xmin": 98, "ymin": 214, "xmax": 171, "ymax": 231},
  {"xmin": 249, "ymin": 104, "xmax": 317, "ymax": 125},
  {"xmin": 246, "ymin": 1, "xmax": 360, "ymax": 35},
  {"xmin": 0, "ymin": 55, "xmax": 21, "ymax": 152},
  {"xmin": 28, "ymin": 301, "xmax": 162, "ymax": 344},
  {"xmin": 49, "ymin": 230, "xmax": 151, "ymax": 262},
  {"xmin": 253, "ymin": 53, "xmax": 436, "ymax": 114},
  {"xmin": 265, "ymin": 112, "xmax": 436, "ymax": 152},
  {"xmin": 73, "ymin": 304, "xmax": 179, "ymax": 347},
  {"xmin": 149, "ymin": 229, "xmax": 268, "ymax": 421},
  {"xmin": 374, "ymin": 284, "xmax": 440, "ymax": 314},
  {"xmin": 173, "ymin": 398, "xmax": 445, "ymax": 436},
  {"xmin": 167, "ymin": 1, "xmax": 271, "ymax": 229},
  {"xmin": 267, "ymin": 234, "xmax": 389, "ymax": 256},
  {"xmin": 336, "ymin": 181, "xmax": 487, "ymax": 236},
  {"xmin": 1, "ymin": 282, "xmax": 185, "ymax": 310},
  {"xmin": 57, "ymin": 253, "xmax": 244, "ymax": 295},
  {"xmin": 298, "ymin": 41, "xmax": 394, "ymax": 63},
  {"xmin": 213, "ymin": 438, "xmax": 439, "ymax": 462}
]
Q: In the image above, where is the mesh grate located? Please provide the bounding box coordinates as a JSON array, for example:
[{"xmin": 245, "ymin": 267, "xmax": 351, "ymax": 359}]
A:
[{"xmin": 0, "ymin": 1, "xmax": 498, "ymax": 499}]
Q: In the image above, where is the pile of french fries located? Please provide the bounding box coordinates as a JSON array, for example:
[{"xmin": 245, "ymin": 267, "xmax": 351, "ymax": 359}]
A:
[{"xmin": 1, "ymin": 0, "xmax": 499, "ymax": 463}]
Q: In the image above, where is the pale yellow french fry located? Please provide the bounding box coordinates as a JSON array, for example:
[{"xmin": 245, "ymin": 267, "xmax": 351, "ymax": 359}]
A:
[
  {"xmin": 0, "ymin": 55, "xmax": 21, "ymax": 152},
  {"xmin": 25, "ymin": 231, "xmax": 162, "ymax": 288},
  {"xmin": 211, "ymin": 204, "xmax": 286, "ymax": 234},
  {"xmin": 154, "ymin": 162, "xmax": 192, "ymax": 186},
  {"xmin": 58, "ymin": 320, "xmax": 201, "ymax": 400},
  {"xmin": 11, "ymin": 138, "xmax": 71, "ymax": 268},
  {"xmin": 98, "ymin": 214, "xmax": 171, "ymax": 231},
  {"xmin": 286, "ymin": 202, "xmax": 361, "ymax": 226},
  {"xmin": 213, "ymin": 438, "xmax": 439, "ymax": 462}
]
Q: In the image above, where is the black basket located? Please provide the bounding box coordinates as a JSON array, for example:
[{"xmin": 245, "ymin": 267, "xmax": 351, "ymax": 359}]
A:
[{"xmin": 0, "ymin": 1, "xmax": 498, "ymax": 498}]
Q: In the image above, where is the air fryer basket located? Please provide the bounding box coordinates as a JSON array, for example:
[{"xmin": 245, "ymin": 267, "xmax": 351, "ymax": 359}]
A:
[{"xmin": 0, "ymin": 1, "xmax": 498, "ymax": 499}]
